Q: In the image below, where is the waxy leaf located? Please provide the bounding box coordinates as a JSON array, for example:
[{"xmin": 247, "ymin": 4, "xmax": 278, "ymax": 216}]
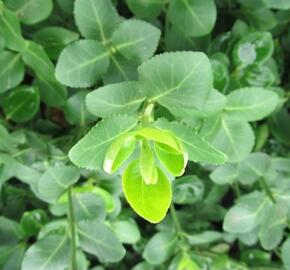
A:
[
  {"xmin": 169, "ymin": 0, "xmax": 217, "ymax": 37},
  {"xmin": 74, "ymin": 0, "xmax": 121, "ymax": 41},
  {"xmin": 5, "ymin": 0, "xmax": 53, "ymax": 25},
  {"xmin": 3, "ymin": 86, "xmax": 40, "ymax": 123},
  {"xmin": 22, "ymin": 234, "xmax": 70, "ymax": 270},
  {"xmin": 112, "ymin": 19, "xmax": 161, "ymax": 62},
  {"xmin": 140, "ymin": 140, "xmax": 158, "ymax": 185},
  {"xmin": 126, "ymin": 0, "xmax": 166, "ymax": 19},
  {"xmin": 225, "ymin": 87, "xmax": 279, "ymax": 122},
  {"xmin": 86, "ymin": 81, "xmax": 145, "ymax": 117},
  {"xmin": 56, "ymin": 40, "xmax": 110, "ymax": 87},
  {"xmin": 77, "ymin": 220, "xmax": 125, "ymax": 263},
  {"xmin": 112, "ymin": 220, "xmax": 141, "ymax": 244},
  {"xmin": 139, "ymin": 52, "xmax": 213, "ymax": 112},
  {"xmin": 0, "ymin": 51, "xmax": 24, "ymax": 93},
  {"xmin": 69, "ymin": 115, "xmax": 138, "ymax": 170},
  {"xmin": 103, "ymin": 132, "xmax": 136, "ymax": 174},
  {"xmin": 122, "ymin": 160, "xmax": 172, "ymax": 223},
  {"xmin": 282, "ymin": 238, "xmax": 290, "ymax": 270},
  {"xmin": 155, "ymin": 119, "xmax": 227, "ymax": 164}
]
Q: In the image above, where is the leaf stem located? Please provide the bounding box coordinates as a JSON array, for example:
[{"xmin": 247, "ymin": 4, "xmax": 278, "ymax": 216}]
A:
[
  {"xmin": 68, "ymin": 186, "xmax": 77, "ymax": 270},
  {"xmin": 259, "ymin": 177, "xmax": 276, "ymax": 204},
  {"xmin": 170, "ymin": 203, "xmax": 188, "ymax": 252}
]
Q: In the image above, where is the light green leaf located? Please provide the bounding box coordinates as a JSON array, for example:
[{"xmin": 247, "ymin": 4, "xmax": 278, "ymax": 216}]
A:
[
  {"xmin": 21, "ymin": 41, "xmax": 56, "ymax": 82},
  {"xmin": 3, "ymin": 85, "xmax": 40, "ymax": 123},
  {"xmin": 143, "ymin": 232, "xmax": 177, "ymax": 265},
  {"xmin": 21, "ymin": 234, "xmax": 70, "ymax": 270},
  {"xmin": 64, "ymin": 91, "xmax": 95, "ymax": 125},
  {"xmin": 122, "ymin": 160, "xmax": 172, "ymax": 223},
  {"xmin": 155, "ymin": 119, "xmax": 227, "ymax": 164},
  {"xmin": 0, "ymin": 243, "xmax": 25, "ymax": 270},
  {"xmin": 77, "ymin": 220, "xmax": 125, "ymax": 263},
  {"xmin": 33, "ymin": 27, "xmax": 79, "ymax": 60},
  {"xmin": 0, "ymin": 3, "xmax": 27, "ymax": 51},
  {"xmin": 238, "ymin": 153, "xmax": 271, "ymax": 185},
  {"xmin": 37, "ymin": 166, "xmax": 80, "ymax": 203},
  {"xmin": 74, "ymin": 0, "xmax": 121, "ymax": 41},
  {"xmin": 169, "ymin": 0, "xmax": 217, "ymax": 37},
  {"xmin": 55, "ymin": 40, "xmax": 110, "ymax": 87},
  {"xmin": 0, "ymin": 50, "xmax": 24, "ymax": 93},
  {"xmin": 112, "ymin": 220, "xmax": 141, "ymax": 244},
  {"xmin": 73, "ymin": 193, "xmax": 106, "ymax": 222},
  {"xmin": 103, "ymin": 132, "xmax": 136, "ymax": 174},
  {"xmin": 69, "ymin": 115, "xmax": 138, "ymax": 170},
  {"xmin": 259, "ymin": 203, "xmax": 287, "ymax": 250},
  {"xmin": 138, "ymin": 52, "xmax": 213, "ymax": 112},
  {"xmin": 264, "ymin": 0, "xmax": 290, "ymax": 9},
  {"xmin": 86, "ymin": 81, "xmax": 145, "ymax": 117},
  {"xmin": 186, "ymin": 231, "xmax": 222, "ymax": 245},
  {"xmin": 5, "ymin": 0, "xmax": 53, "ymax": 25},
  {"xmin": 223, "ymin": 193, "xmax": 267, "ymax": 233},
  {"xmin": 140, "ymin": 140, "xmax": 158, "ymax": 185},
  {"xmin": 210, "ymin": 163, "xmax": 238, "ymax": 185},
  {"xmin": 112, "ymin": 19, "xmax": 160, "ymax": 62},
  {"xmin": 282, "ymin": 238, "xmax": 290, "ymax": 270},
  {"xmin": 225, "ymin": 87, "xmax": 279, "ymax": 122},
  {"xmin": 154, "ymin": 142, "xmax": 186, "ymax": 176},
  {"xmin": 203, "ymin": 116, "xmax": 255, "ymax": 163}
]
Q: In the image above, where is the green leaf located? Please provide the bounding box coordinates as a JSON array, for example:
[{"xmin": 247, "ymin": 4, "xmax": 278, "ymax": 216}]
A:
[
  {"xmin": 73, "ymin": 193, "xmax": 106, "ymax": 222},
  {"xmin": 103, "ymin": 52, "xmax": 138, "ymax": 83},
  {"xmin": 122, "ymin": 160, "xmax": 172, "ymax": 223},
  {"xmin": 282, "ymin": 238, "xmax": 290, "ymax": 270},
  {"xmin": 233, "ymin": 32, "xmax": 274, "ymax": 66},
  {"xmin": 0, "ymin": 243, "xmax": 25, "ymax": 270},
  {"xmin": 203, "ymin": 116, "xmax": 255, "ymax": 163},
  {"xmin": 210, "ymin": 163, "xmax": 238, "ymax": 185},
  {"xmin": 155, "ymin": 119, "xmax": 228, "ymax": 164},
  {"xmin": 223, "ymin": 193, "xmax": 267, "ymax": 233},
  {"xmin": 143, "ymin": 232, "xmax": 177, "ymax": 265},
  {"xmin": 0, "ymin": 4, "xmax": 27, "ymax": 51},
  {"xmin": 0, "ymin": 51, "xmax": 24, "ymax": 93},
  {"xmin": 69, "ymin": 115, "xmax": 138, "ymax": 170},
  {"xmin": 154, "ymin": 142, "xmax": 187, "ymax": 176},
  {"xmin": 103, "ymin": 132, "xmax": 136, "ymax": 174},
  {"xmin": 238, "ymin": 153, "xmax": 271, "ymax": 185},
  {"xmin": 5, "ymin": 0, "xmax": 53, "ymax": 25},
  {"xmin": 225, "ymin": 87, "xmax": 279, "ymax": 122},
  {"xmin": 20, "ymin": 209, "xmax": 47, "ymax": 237},
  {"xmin": 169, "ymin": 0, "xmax": 217, "ymax": 37},
  {"xmin": 86, "ymin": 81, "xmax": 145, "ymax": 117},
  {"xmin": 21, "ymin": 234, "xmax": 70, "ymax": 270},
  {"xmin": 138, "ymin": 52, "xmax": 213, "ymax": 112},
  {"xmin": 37, "ymin": 166, "xmax": 80, "ymax": 203},
  {"xmin": 64, "ymin": 91, "xmax": 95, "ymax": 125},
  {"xmin": 259, "ymin": 203, "xmax": 287, "ymax": 250},
  {"xmin": 21, "ymin": 41, "xmax": 56, "ymax": 82},
  {"xmin": 33, "ymin": 27, "xmax": 79, "ymax": 60},
  {"xmin": 74, "ymin": 0, "xmax": 121, "ymax": 41},
  {"xmin": 186, "ymin": 231, "xmax": 222, "ymax": 245},
  {"xmin": 264, "ymin": 0, "xmax": 290, "ymax": 9},
  {"xmin": 77, "ymin": 220, "xmax": 125, "ymax": 263},
  {"xmin": 112, "ymin": 219, "xmax": 141, "ymax": 244},
  {"xmin": 55, "ymin": 40, "xmax": 110, "ymax": 87},
  {"xmin": 140, "ymin": 140, "xmax": 158, "ymax": 185},
  {"xmin": 126, "ymin": 0, "xmax": 166, "ymax": 19},
  {"xmin": 0, "ymin": 216, "xmax": 23, "ymax": 246},
  {"xmin": 34, "ymin": 78, "xmax": 67, "ymax": 107},
  {"xmin": 3, "ymin": 85, "xmax": 40, "ymax": 123},
  {"xmin": 112, "ymin": 19, "xmax": 160, "ymax": 62}
]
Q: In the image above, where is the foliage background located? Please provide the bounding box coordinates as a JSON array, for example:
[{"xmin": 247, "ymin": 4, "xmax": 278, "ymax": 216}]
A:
[{"xmin": 1, "ymin": 0, "xmax": 290, "ymax": 269}]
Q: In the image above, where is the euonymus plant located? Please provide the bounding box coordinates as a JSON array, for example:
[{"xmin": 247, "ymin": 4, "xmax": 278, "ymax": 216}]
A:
[{"xmin": 1, "ymin": 0, "xmax": 290, "ymax": 269}]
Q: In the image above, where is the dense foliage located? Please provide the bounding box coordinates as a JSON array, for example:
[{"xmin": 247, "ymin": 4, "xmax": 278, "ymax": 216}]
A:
[{"xmin": 1, "ymin": 0, "xmax": 290, "ymax": 269}]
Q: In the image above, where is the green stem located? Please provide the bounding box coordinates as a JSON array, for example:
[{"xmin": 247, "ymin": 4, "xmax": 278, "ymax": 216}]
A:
[
  {"xmin": 259, "ymin": 177, "xmax": 276, "ymax": 204},
  {"xmin": 68, "ymin": 186, "xmax": 77, "ymax": 270},
  {"xmin": 170, "ymin": 203, "xmax": 188, "ymax": 252}
]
